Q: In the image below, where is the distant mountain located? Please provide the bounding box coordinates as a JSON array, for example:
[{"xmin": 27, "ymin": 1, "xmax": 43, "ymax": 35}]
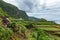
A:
[
  {"xmin": 0, "ymin": 0, "xmax": 28, "ymax": 20},
  {"xmin": 29, "ymin": 17, "xmax": 48, "ymax": 22},
  {"xmin": 29, "ymin": 17, "xmax": 40, "ymax": 21}
]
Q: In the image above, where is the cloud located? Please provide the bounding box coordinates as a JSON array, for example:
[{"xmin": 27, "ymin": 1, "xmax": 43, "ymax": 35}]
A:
[
  {"xmin": 3, "ymin": 0, "xmax": 60, "ymax": 13},
  {"xmin": 16, "ymin": 0, "xmax": 40, "ymax": 13}
]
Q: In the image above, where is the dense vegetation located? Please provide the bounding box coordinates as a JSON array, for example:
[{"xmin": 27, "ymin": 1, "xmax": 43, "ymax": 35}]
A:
[
  {"xmin": 0, "ymin": 0, "xmax": 28, "ymax": 20},
  {"xmin": 0, "ymin": 0, "xmax": 60, "ymax": 40}
]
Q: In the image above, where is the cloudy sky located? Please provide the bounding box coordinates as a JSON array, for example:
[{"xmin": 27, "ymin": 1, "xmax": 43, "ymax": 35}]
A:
[{"xmin": 3, "ymin": 0, "xmax": 60, "ymax": 23}]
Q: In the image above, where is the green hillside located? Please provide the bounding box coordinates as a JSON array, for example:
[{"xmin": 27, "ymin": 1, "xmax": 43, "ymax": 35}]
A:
[
  {"xmin": 0, "ymin": 0, "xmax": 60, "ymax": 40},
  {"xmin": 0, "ymin": 0, "xmax": 28, "ymax": 20}
]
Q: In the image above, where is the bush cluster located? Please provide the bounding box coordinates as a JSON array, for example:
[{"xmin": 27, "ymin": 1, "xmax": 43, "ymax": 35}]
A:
[
  {"xmin": 7, "ymin": 22, "xmax": 19, "ymax": 32},
  {"xmin": 25, "ymin": 23, "xmax": 34, "ymax": 29},
  {"xmin": 0, "ymin": 26, "xmax": 12, "ymax": 40}
]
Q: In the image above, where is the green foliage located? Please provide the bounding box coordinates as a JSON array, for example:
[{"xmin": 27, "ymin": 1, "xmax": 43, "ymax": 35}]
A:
[
  {"xmin": 0, "ymin": 18, "xmax": 2, "ymax": 23},
  {"xmin": 20, "ymin": 25, "xmax": 26, "ymax": 33},
  {"xmin": 0, "ymin": 8, "xmax": 8, "ymax": 17},
  {"xmin": 34, "ymin": 29, "xmax": 51, "ymax": 40},
  {"xmin": 37, "ymin": 30, "xmax": 50, "ymax": 40},
  {"xmin": 32, "ymin": 21, "xmax": 57, "ymax": 25},
  {"xmin": 35, "ymin": 21, "xmax": 57, "ymax": 25},
  {"xmin": 8, "ymin": 22, "xmax": 16, "ymax": 28},
  {"xmin": 0, "ymin": 26, "xmax": 12, "ymax": 40},
  {"xmin": 25, "ymin": 23, "xmax": 34, "ymax": 29},
  {"xmin": 7, "ymin": 22, "xmax": 19, "ymax": 32}
]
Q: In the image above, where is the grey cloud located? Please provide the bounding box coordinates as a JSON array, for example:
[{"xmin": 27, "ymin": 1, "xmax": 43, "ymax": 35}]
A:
[
  {"xmin": 15, "ymin": 0, "xmax": 41, "ymax": 13},
  {"xmin": 16, "ymin": 0, "xmax": 60, "ymax": 13}
]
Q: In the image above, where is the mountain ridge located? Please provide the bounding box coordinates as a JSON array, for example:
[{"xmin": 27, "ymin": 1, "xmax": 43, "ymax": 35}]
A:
[{"xmin": 0, "ymin": 0, "xmax": 28, "ymax": 20}]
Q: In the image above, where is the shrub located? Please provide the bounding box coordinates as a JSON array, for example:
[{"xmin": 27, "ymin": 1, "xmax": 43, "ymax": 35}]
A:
[
  {"xmin": 7, "ymin": 22, "xmax": 16, "ymax": 28},
  {"xmin": 0, "ymin": 26, "xmax": 12, "ymax": 40},
  {"xmin": 25, "ymin": 23, "xmax": 34, "ymax": 29},
  {"xmin": 37, "ymin": 29, "xmax": 51, "ymax": 40},
  {"xmin": 7, "ymin": 22, "xmax": 19, "ymax": 32}
]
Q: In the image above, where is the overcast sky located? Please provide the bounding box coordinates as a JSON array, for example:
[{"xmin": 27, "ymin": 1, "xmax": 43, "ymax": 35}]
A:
[{"xmin": 3, "ymin": 0, "xmax": 60, "ymax": 23}]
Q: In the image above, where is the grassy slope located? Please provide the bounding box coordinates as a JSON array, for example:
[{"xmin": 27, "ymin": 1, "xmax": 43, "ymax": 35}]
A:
[
  {"xmin": 12, "ymin": 20, "xmax": 60, "ymax": 40},
  {"xmin": 0, "ymin": 16, "xmax": 60, "ymax": 40}
]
